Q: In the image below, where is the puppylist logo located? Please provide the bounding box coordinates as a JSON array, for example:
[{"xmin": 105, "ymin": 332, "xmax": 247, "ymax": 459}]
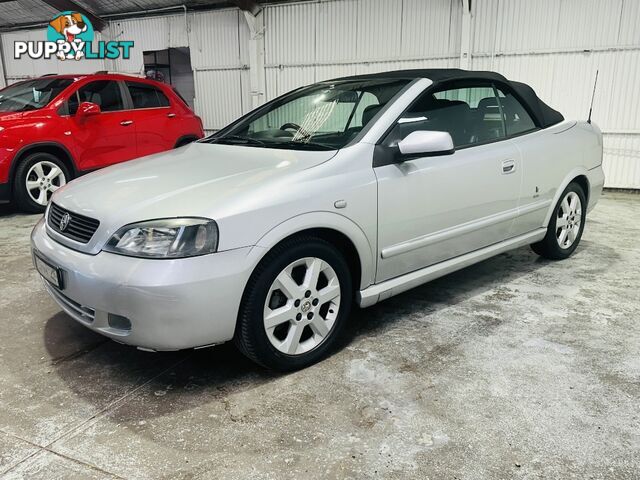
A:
[{"xmin": 14, "ymin": 11, "xmax": 133, "ymax": 61}]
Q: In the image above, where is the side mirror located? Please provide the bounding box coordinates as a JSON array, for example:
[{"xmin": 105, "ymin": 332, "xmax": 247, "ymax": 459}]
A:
[
  {"xmin": 397, "ymin": 130, "xmax": 454, "ymax": 158},
  {"xmin": 77, "ymin": 101, "xmax": 101, "ymax": 118}
]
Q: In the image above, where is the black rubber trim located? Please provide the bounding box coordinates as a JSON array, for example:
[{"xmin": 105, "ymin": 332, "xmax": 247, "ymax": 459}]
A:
[
  {"xmin": 174, "ymin": 135, "xmax": 200, "ymax": 148},
  {"xmin": 0, "ymin": 182, "xmax": 9, "ymax": 203}
]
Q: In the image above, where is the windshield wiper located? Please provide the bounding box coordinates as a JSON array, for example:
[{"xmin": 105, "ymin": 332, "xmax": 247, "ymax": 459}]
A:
[
  {"xmin": 267, "ymin": 140, "xmax": 335, "ymax": 151},
  {"xmin": 208, "ymin": 135, "xmax": 268, "ymax": 147},
  {"xmin": 207, "ymin": 135, "xmax": 334, "ymax": 150}
]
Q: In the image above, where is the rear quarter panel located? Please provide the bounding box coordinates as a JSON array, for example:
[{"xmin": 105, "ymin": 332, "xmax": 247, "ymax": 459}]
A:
[
  {"xmin": 162, "ymin": 85, "xmax": 204, "ymax": 141},
  {"xmin": 511, "ymin": 120, "xmax": 603, "ymax": 234}
]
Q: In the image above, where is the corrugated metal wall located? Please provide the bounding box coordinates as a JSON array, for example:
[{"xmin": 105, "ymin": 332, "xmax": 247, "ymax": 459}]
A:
[
  {"xmin": 263, "ymin": 0, "xmax": 461, "ymax": 98},
  {"xmin": 106, "ymin": 9, "xmax": 249, "ymax": 128},
  {"xmin": 469, "ymin": 0, "xmax": 640, "ymax": 188},
  {"xmin": 1, "ymin": 0, "xmax": 638, "ymax": 187}
]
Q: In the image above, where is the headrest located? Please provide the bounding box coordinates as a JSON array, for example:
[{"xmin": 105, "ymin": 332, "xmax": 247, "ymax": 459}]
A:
[
  {"xmin": 362, "ymin": 104, "xmax": 383, "ymax": 126},
  {"xmin": 477, "ymin": 97, "xmax": 498, "ymax": 110}
]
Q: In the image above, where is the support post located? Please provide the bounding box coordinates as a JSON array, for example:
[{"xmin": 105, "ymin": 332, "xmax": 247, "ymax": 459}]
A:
[
  {"xmin": 460, "ymin": 0, "xmax": 472, "ymax": 69},
  {"xmin": 0, "ymin": 39, "xmax": 7, "ymax": 88},
  {"xmin": 242, "ymin": 9, "xmax": 266, "ymax": 109}
]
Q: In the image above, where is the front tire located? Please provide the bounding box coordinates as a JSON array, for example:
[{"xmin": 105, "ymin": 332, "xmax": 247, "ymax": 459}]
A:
[
  {"xmin": 13, "ymin": 152, "xmax": 70, "ymax": 213},
  {"xmin": 531, "ymin": 181, "xmax": 586, "ymax": 260},
  {"xmin": 235, "ymin": 236, "xmax": 353, "ymax": 371}
]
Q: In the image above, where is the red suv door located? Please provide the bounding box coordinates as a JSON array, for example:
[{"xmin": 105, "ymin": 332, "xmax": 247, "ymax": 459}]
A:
[
  {"xmin": 123, "ymin": 81, "xmax": 177, "ymax": 158},
  {"xmin": 62, "ymin": 80, "xmax": 138, "ymax": 170}
]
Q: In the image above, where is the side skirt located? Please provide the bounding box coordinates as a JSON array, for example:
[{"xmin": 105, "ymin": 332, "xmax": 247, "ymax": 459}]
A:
[{"xmin": 357, "ymin": 228, "xmax": 547, "ymax": 308}]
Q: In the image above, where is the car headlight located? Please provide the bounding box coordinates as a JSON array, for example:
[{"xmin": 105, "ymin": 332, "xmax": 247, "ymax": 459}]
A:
[{"xmin": 104, "ymin": 218, "xmax": 218, "ymax": 258}]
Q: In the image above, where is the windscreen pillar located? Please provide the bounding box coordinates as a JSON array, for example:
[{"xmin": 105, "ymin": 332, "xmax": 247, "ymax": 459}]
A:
[
  {"xmin": 0, "ymin": 40, "xmax": 6, "ymax": 89},
  {"xmin": 242, "ymin": 8, "xmax": 266, "ymax": 110},
  {"xmin": 460, "ymin": 0, "xmax": 472, "ymax": 69}
]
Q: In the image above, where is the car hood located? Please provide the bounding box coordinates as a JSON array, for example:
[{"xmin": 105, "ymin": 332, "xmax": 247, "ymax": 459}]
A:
[
  {"xmin": 0, "ymin": 111, "xmax": 24, "ymax": 122},
  {"xmin": 51, "ymin": 142, "xmax": 337, "ymax": 248}
]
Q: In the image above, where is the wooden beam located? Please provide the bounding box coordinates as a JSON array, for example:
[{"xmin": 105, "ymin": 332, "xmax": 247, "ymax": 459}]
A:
[{"xmin": 40, "ymin": 0, "xmax": 106, "ymax": 32}]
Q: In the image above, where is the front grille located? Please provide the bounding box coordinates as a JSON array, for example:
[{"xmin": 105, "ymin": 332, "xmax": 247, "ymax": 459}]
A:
[{"xmin": 48, "ymin": 203, "xmax": 100, "ymax": 244}]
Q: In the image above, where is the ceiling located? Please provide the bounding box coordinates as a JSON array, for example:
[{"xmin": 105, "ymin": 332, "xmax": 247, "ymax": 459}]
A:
[{"xmin": 0, "ymin": 0, "xmax": 277, "ymax": 30}]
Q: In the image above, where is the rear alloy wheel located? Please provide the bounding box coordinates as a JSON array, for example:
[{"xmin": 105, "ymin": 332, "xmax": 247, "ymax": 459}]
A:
[
  {"xmin": 235, "ymin": 237, "xmax": 352, "ymax": 371},
  {"xmin": 555, "ymin": 191, "xmax": 582, "ymax": 250},
  {"xmin": 14, "ymin": 153, "xmax": 70, "ymax": 213},
  {"xmin": 531, "ymin": 182, "xmax": 586, "ymax": 260}
]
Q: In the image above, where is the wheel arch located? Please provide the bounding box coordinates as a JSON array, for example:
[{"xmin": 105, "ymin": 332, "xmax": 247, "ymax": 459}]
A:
[
  {"xmin": 10, "ymin": 142, "xmax": 77, "ymax": 192},
  {"xmin": 543, "ymin": 169, "xmax": 591, "ymax": 227},
  {"xmin": 249, "ymin": 212, "xmax": 376, "ymax": 292},
  {"xmin": 572, "ymin": 174, "xmax": 590, "ymax": 206}
]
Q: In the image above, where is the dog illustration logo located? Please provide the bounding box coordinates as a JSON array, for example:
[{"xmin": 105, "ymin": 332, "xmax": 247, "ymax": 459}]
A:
[
  {"xmin": 14, "ymin": 11, "xmax": 133, "ymax": 61},
  {"xmin": 47, "ymin": 11, "xmax": 93, "ymax": 60}
]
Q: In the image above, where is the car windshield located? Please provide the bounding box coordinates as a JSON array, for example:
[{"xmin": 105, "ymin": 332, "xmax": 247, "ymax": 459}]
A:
[
  {"xmin": 0, "ymin": 78, "xmax": 74, "ymax": 112},
  {"xmin": 207, "ymin": 79, "xmax": 410, "ymax": 150}
]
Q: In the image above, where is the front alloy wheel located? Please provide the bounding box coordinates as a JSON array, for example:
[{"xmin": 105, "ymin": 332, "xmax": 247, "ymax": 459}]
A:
[
  {"xmin": 25, "ymin": 160, "xmax": 67, "ymax": 207},
  {"xmin": 264, "ymin": 257, "xmax": 341, "ymax": 355},
  {"xmin": 14, "ymin": 152, "xmax": 71, "ymax": 213},
  {"xmin": 235, "ymin": 236, "xmax": 352, "ymax": 371}
]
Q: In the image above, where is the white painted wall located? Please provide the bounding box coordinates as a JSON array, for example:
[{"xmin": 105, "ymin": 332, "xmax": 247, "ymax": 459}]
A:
[{"xmin": 1, "ymin": 0, "xmax": 638, "ymax": 188}]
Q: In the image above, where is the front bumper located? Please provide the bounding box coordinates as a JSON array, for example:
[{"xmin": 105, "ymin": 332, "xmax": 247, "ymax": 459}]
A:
[{"xmin": 31, "ymin": 218, "xmax": 259, "ymax": 351}]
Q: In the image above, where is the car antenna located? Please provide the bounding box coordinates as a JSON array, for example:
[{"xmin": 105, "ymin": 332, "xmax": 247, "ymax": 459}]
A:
[{"xmin": 587, "ymin": 69, "xmax": 599, "ymax": 124}]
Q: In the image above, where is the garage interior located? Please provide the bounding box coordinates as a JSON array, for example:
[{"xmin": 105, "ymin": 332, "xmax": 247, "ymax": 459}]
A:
[{"xmin": 0, "ymin": 0, "xmax": 639, "ymax": 478}]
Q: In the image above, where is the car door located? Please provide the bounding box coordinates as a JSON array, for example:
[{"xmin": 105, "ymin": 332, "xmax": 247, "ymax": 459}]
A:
[
  {"xmin": 65, "ymin": 80, "xmax": 138, "ymax": 170},
  {"xmin": 374, "ymin": 83, "xmax": 522, "ymax": 282},
  {"xmin": 497, "ymin": 91, "xmax": 554, "ymax": 236},
  {"xmin": 123, "ymin": 81, "xmax": 176, "ymax": 157}
]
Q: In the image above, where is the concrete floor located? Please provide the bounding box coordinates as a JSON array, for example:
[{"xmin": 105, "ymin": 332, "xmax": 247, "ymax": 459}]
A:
[{"xmin": 0, "ymin": 192, "xmax": 638, "ymax": 480}]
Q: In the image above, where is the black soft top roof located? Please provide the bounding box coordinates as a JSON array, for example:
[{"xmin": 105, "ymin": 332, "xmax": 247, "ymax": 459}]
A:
[{"xmin": 329, "ymin": 68, "xmax": 564, "ymax": 129}]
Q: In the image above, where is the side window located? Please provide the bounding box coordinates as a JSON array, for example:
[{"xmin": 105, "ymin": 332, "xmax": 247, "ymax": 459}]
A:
[
  {"xmin": 126, "ymin": 82, "xmax": 170, "ymax": 109},
  {"xmin": 497, "ymin": 89, "xmax": 536, "ymax": 136},
  {"xmin": 76, "ymin": 81, "xmax": 124, "ymax": 112},
  {"xmin": 386, "ymin": 85, "xmax": 506, "ymax": 148}
]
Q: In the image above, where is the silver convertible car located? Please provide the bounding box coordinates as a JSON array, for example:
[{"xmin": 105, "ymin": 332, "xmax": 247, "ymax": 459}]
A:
[{"xmin": 31, "ymin": 69, "xmax": 604, "ymax": 370}]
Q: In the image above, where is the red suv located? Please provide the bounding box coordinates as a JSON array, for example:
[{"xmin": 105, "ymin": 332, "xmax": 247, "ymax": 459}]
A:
[{"xmin": 0, "ymin": 73, "xmax": 204, "ymax": 212}]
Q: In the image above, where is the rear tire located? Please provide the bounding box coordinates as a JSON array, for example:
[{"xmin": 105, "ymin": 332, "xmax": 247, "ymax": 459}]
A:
[
  {"xmin": 234, "ymin": 236, "xmax": 352, "ymax": 371},
  {"xmin": 531, "ymin": 181, "xmax": 586, "ymax": 260},
  {"xmin": 13, "ymin": 152, "xmax": 71, "ymax": 214}
]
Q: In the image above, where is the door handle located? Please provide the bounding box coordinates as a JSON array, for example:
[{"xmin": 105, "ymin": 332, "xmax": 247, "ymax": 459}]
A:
[
  {"xmin": 120, "ymin": 120, "xmax": 133, "ymax": 126},
  {"xmin": 501, "ymin": 159, "xmax": 516, "ymax": 174},
  {"xmin": 167, "ymin": 113, "xmax": 176, "ymax": 118}
]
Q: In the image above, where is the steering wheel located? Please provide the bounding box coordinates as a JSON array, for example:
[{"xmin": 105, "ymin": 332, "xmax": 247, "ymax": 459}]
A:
[
  {"xmin": 280, "ymin": 122, "xmax": 303, "ymax": 132},
  {"xmin": 280, "ymin": 122, "xmax": 312, "ymax": 140}
]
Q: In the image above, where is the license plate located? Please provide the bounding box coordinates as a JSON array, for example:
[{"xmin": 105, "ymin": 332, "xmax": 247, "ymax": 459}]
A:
[{"xmin": 34, "ymin": 253, "xmax": 64, "ymax": 290}]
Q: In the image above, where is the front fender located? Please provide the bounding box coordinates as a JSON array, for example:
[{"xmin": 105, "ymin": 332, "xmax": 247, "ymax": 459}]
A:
[{"xmin": 249, "ymin": 210, "xmax": 376, "ymax": 290}]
